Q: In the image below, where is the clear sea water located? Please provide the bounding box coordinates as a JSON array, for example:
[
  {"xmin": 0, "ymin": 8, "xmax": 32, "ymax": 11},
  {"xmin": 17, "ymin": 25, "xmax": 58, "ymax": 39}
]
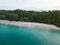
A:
[{"xmin": 0, "ymin": 24, "xmax": 60, "ymax": 45}]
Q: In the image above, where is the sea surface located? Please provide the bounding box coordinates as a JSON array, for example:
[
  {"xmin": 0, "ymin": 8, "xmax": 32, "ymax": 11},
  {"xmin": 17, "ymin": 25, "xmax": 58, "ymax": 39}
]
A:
[{"xmin": 0, "ymin": 24, "xmax": 60, "ymax": 45}]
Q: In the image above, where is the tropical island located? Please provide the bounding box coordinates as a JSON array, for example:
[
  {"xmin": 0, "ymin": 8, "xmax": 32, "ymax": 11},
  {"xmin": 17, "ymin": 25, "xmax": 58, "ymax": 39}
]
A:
[{"xmin": 0, "ymin": 9, "xmax": 60, "ymax": 30}]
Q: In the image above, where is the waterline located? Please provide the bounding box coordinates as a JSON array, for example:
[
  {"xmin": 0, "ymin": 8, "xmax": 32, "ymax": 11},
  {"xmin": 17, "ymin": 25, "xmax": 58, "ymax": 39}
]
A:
[{"xmin": 0, "ymin": 20, "xmax": 60, "ymax": 30}]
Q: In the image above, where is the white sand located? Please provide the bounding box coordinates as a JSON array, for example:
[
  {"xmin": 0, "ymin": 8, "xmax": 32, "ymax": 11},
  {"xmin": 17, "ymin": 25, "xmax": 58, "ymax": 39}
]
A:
[{"xmin": 0, "ymin": 20, "xmax": 60, "ymax": 30}]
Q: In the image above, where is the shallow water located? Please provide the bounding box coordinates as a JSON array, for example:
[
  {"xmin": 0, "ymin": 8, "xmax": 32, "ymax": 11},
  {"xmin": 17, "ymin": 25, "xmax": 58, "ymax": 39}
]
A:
[{"xmin": 0, "ymin": 24, "xmax": 60, "ymax": 45}]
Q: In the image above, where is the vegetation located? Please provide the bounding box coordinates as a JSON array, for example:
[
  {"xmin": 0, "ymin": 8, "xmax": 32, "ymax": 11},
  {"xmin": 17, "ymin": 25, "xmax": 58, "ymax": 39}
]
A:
[{"xmin": 0, "ymin": 9, "xmax": 60, "ymax": 27}]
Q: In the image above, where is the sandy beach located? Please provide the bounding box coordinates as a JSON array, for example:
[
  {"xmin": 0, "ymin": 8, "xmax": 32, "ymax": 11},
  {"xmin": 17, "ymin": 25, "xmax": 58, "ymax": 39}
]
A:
[{"xmin": 0, "ymin": 20, "xmax": 60, "ymax": 30}]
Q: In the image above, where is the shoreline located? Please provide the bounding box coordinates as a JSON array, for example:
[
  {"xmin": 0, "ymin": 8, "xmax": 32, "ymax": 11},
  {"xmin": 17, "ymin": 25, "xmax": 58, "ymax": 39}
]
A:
[{"xmin": 0, "ymin": 20, "xmax": 60, "ymax": 30}]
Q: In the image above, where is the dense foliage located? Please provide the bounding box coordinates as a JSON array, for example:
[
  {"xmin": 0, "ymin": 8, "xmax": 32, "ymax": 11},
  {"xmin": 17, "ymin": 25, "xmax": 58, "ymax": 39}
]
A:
[{"xmin": 0, "ymin": 9, "xmax": 60, "ymax": 27}]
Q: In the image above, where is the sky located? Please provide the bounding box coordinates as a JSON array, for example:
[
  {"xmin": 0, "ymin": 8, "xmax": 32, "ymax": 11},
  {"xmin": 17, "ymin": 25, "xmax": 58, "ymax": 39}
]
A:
[{"xmin": 0, "ymin": 0, "xmax": 60, "ymax": 11}]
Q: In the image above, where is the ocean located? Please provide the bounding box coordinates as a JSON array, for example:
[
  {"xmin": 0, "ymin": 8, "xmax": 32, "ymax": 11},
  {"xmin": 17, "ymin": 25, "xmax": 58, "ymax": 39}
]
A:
[{"xmin": 0, "ymin": 24, "xmax": 60, "ymax": 45}]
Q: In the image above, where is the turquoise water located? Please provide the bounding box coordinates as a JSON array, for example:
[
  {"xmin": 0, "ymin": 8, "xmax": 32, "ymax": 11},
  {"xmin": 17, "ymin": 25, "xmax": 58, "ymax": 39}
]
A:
[{"xmin": 0, "ymin": 24, "xmax": 60, "ymax": 45}]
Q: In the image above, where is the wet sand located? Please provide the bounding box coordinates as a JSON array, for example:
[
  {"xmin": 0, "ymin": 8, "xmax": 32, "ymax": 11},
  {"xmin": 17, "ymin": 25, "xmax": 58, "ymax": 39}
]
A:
[{"xmin": 0, "ymin": 20, "xmax": 60, "ymax": 30}]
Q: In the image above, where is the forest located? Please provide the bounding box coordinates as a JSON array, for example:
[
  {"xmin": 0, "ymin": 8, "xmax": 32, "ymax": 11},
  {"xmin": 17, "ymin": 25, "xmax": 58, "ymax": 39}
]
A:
[{"xmin": 0, "ymin": 9, "xmax": 60, "ymax": 27}]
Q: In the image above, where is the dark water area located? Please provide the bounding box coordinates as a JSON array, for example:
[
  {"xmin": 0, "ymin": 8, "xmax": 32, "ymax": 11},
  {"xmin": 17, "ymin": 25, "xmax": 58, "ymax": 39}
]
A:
[{"xmin": 0, "ymin": 24, "xmax": 60, "ymax": 45}]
